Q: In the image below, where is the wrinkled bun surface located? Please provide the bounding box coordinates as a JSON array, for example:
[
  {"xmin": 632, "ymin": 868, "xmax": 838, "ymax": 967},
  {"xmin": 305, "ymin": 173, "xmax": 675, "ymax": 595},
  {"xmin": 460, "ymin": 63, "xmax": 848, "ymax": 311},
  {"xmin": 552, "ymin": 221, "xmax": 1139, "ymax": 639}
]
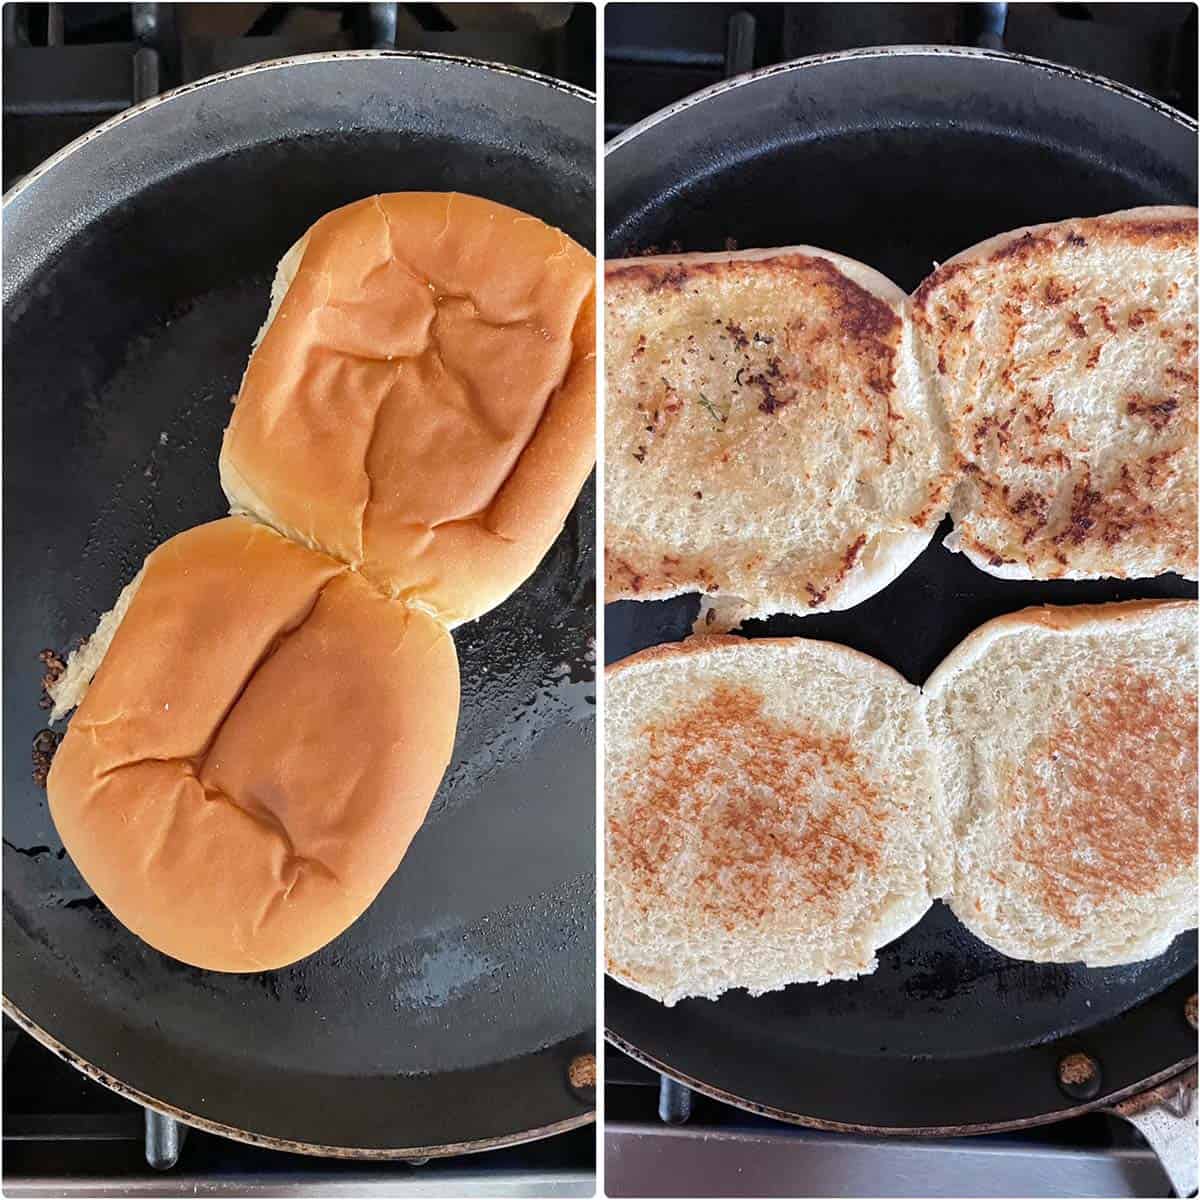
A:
[
  {"xmin": 925, "ymin": 600, "xmax": 1198, "ymax": 966},
  {"xmin": 220, "ymin": 192, "xmax": 596, "ymax": 626},
  {"xmin": 47, "ymin": 517, "xmax": 460, "ymax": 972},
  {"xmin": 605, "ymin": 635, "xmax": 945, "ymax": 1006}
]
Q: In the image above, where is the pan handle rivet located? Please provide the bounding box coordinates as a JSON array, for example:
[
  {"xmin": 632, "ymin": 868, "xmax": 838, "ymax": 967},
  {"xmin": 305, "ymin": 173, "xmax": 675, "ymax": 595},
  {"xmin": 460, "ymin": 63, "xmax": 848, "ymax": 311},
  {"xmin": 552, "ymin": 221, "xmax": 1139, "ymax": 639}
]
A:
[
  {"xmin": 1058, "ymin": 1052, "xmax": 1102, "ymax": 1101},
  {"xmin": 569, "ymin": 1053, "xmax": 596, "ymax": 1092},
  {"xmin": 1186, "ymin": 995, "xmax": 1197, "ymax": 1031}
]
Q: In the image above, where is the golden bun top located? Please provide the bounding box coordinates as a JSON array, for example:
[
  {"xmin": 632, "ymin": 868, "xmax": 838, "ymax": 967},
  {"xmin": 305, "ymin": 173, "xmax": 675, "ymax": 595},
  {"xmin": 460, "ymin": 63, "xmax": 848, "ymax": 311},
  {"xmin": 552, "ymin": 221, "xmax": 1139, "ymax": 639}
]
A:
[
  {"xmin": 220, "ymin": 191, "xmax": 596, "ymax": 626},
  {"xmin": 47, "ymin": 517, "xmax": 460, "ymax": 972}
]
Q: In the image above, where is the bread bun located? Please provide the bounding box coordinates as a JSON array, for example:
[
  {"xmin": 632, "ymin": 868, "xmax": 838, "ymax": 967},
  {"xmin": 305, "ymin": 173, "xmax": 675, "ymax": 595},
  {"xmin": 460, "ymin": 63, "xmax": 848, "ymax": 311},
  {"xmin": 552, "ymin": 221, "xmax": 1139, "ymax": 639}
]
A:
[
  {"xmin": 47, "ymin": 517, "xmax": 460, "ymax": 972},
  {"xmin": 912, "ymin": 207, "xmax": 1199, "ymax": 581},
  {"xmin": 219, "ymin": 192, "xmax": 596, "ymax": 627},
  {"xmin": 604, "ymin": 247, "xmax": 952, "ymax": 625},
  {"xmin": 605, "ymin": 635, "xmax": 946, "ymax": 1005},
  {"xmin": 924, "ymin": 599, "xmax": 1198, "ymax": 966}
]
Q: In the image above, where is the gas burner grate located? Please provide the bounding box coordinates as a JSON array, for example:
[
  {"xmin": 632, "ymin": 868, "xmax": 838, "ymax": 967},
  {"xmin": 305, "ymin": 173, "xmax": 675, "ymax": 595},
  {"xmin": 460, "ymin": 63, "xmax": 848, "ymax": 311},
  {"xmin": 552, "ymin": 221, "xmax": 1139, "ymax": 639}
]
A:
[
  {"xmin": 5, "ymin": 1019, "xmax": 595, "ymax": 1190},
  {"xmin": 3, "ymin": 1, "xmax": 595, "ymax": 188}
]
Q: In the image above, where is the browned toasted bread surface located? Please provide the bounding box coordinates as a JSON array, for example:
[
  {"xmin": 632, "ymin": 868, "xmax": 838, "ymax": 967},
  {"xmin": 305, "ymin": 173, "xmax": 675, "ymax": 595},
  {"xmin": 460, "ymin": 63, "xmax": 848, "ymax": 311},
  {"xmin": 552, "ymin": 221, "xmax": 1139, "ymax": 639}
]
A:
[
  {"xmin": 605, "ymin": 634, "xmax": 945, "ymax": 1004},
  {"xmin": 924, "ymin": 599, "xmax": 1198, "ymax": 966},
  {"xmin": 605, "ymin": 248, "xmax": 951, "ymax": 619},
  {"xmin": 1009, "ymin": 667, "xmax": 1196, "ymax": 926},
  {"xmin": 913, "ymin": 207, "xmax": 1199, "ymax": 580}
]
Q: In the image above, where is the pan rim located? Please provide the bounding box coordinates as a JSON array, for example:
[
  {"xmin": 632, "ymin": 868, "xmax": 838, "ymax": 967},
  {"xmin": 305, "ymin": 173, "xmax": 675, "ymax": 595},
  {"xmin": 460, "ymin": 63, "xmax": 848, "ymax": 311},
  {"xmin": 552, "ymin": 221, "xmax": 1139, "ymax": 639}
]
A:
[
  {"xmin": 605, "ymin": 1026, "xmax": 1196, "ymax": 1137},
  {"xmin": 3, "ymin": 47, "xmax": 595, "ymax": 209},
  {"xmin": 3, "ymin": 997, "xmax": 595, "ymax": 1158},
  {"xmin": 604, "ymin": 43, "xmax": 1198, "ymax": 156}
]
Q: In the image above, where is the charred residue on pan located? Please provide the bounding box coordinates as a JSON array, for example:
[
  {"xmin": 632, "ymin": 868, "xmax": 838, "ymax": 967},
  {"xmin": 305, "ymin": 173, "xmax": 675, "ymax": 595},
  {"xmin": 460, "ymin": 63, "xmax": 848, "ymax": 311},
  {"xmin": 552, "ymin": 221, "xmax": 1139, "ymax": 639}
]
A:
[
  {"xmin": 37, "ymin": 647, "xmax": 67, "ymax": 712},
  {"xmin": 32, "ymin": 728, "xmax": 62, "ymax": 787}
]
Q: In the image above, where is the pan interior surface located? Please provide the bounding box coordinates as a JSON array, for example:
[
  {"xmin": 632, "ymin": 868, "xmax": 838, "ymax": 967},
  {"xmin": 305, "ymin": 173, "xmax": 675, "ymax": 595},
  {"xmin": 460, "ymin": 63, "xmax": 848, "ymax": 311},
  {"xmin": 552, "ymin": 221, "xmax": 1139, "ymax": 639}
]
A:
[
  {"xmin": 4, "ymin": 55, "xmax": 596, "ymax": 1153},
  {"xmin": 604, "ymin": 48, "xmax": 1198, "ymax": 1132}
]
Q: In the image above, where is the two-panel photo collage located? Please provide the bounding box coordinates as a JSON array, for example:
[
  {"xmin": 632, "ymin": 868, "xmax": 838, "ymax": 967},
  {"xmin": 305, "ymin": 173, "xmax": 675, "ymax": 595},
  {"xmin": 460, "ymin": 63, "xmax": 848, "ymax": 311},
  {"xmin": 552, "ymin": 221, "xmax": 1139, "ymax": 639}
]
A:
[{"xmin": 2, "ymin": 3, "xmax": 1198, "ymax": 1198}]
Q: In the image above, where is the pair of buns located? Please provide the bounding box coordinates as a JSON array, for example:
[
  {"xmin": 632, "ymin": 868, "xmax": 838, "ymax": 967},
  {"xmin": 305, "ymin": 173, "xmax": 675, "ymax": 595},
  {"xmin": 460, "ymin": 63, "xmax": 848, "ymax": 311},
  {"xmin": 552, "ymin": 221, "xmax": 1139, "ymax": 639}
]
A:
[
  {"xmin": 47, "ymin": 193, "xmax": 596, "ymax": 972},
  {"xmin": 606, "ymin": 600, "xmax": 1197, "ymax": 1006},
  {"xmin": 605, "ymin": 208, "xmax": 1198, "ymax": 625}
]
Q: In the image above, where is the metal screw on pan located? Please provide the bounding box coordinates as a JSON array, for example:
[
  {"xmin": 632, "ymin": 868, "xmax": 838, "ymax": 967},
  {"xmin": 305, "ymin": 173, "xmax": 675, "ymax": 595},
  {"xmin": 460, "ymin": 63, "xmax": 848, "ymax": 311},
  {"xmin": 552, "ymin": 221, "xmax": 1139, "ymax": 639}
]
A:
[
  {"xmin": 569, "ymin": 1053, "xmax": 596, "ymax": 1094},
  {"xmin": 1057, "ymin": 1052, "xmax": 1102, "ymax": 1101},
  {"xmin": 1186, "ymin": 994, "xmax": 1197, "ymax": 1030}
]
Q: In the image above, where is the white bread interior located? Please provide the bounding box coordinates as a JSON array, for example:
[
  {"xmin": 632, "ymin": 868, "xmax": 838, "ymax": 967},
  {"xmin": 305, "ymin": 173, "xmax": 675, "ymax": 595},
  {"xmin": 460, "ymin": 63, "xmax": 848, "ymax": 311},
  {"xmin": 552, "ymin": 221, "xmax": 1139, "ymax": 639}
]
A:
[
  {"xmin": 605, "ymin": 245, "xmax": 952, "ymax": 624},
  {"xmin": 912, "ymin": 207, "xmax": 1198, "ymax": 582},
  {"xmin": 605, "ymin": 634, "xmax": 947, "ymax": 1006},
  {"xmin": 923, "ymin": 599, "xmax": 1197, "ymax": 966}
]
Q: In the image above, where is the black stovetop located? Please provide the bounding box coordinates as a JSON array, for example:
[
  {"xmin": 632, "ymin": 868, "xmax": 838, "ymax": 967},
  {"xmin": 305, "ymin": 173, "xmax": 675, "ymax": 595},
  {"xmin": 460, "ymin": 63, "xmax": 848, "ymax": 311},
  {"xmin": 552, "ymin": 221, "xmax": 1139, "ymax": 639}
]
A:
[{"xmin": 3, "ymin": 1, "xmax": 596, "ymax": 188}]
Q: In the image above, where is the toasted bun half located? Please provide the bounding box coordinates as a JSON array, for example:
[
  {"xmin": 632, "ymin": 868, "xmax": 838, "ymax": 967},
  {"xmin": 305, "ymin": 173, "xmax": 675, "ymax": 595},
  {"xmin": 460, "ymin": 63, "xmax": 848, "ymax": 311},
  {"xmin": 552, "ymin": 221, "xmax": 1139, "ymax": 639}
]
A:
[
  {"xmin": 924, "ymin": 600, "xmax": 1198, "ymax": 967},
  {"xmin": 912, "ymin": 207, "xmax": 1199, "ymax": 581},
  {"xmin": 604, "ymin": 248, "xmax": 952, "ymax": 623},
  {"xmin": 605, "ymin": 635, "xmax": 946, "ymax": 1005},
  {"xmin": 46, "ymin": 517, "xmax": 460, "ymax": 972},
  {"xmin": 219, "ymin": 192, "xmax": 596, "ymax": 627}
]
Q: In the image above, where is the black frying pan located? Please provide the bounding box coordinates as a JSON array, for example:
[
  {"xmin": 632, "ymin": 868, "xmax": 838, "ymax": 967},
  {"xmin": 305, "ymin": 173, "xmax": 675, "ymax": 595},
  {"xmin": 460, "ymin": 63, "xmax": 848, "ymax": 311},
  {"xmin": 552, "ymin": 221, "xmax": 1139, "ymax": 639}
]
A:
[
  {"xmin": 605, "ymin": 47, "xmax": 1198, "ymax": 1135},
  {"xmin": 3, "ymin": 51, "xmax": 596, "ymax": 1157}
]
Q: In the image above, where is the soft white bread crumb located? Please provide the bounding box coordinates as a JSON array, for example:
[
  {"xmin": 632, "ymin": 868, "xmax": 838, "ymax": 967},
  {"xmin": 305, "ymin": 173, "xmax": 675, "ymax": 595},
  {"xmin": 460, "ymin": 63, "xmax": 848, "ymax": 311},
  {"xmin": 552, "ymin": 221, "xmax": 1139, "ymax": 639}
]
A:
[
  {"xmin": 605, "ymin": 247, "xmax": 952, "ymax": 621},
  {"xmin": 251, "ymin": 233, "xmax": 307, "ymax": 353},
  {"xmin": 606, "ymin": 635, "xmax": 946, "ymax": 1006},
  {"xmin": 48, "ymin": 570, "xmax": 144, "ymax": 722},
  {"xmin": 924, "ymin": 600, "xmax": 1198, "ymax": 967}
]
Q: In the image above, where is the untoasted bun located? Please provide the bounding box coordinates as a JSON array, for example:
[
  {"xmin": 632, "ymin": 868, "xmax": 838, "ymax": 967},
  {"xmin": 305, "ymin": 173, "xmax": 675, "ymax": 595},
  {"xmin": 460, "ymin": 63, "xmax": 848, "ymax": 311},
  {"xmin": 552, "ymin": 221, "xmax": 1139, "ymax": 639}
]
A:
[
  {"xmin": 605, "ymin": 635, "xmax": 946, "ymax": 1005},
  {"xmin": 46, "ymin": 517, "xmax": 460, "ymax": 972},
  {"xmin": 604, "ymin": 248, "xmax": 952, "ymax": 623},
  {"xmin": 912, "ymin": 207, "xmax": 1199, "ymax": 581},
  {"xmin": 220, "ymin": 192, "xmax": 596, "ymax": 627},
  {"xmin": 924, "ymin": 600, "xmax": 1198, "ymax": 967}
]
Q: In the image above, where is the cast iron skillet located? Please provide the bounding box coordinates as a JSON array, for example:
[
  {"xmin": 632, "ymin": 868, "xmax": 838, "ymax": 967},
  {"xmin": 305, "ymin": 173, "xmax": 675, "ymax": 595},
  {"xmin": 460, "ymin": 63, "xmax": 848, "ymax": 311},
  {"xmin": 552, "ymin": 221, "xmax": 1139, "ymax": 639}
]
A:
[
  {"xmin": 3, "ymin": 51, "xmax": 596, "ymax": 1157},
  {"xmin": 605, "ymin": 47, "xmax": 1198, "ymax": 1135}
]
